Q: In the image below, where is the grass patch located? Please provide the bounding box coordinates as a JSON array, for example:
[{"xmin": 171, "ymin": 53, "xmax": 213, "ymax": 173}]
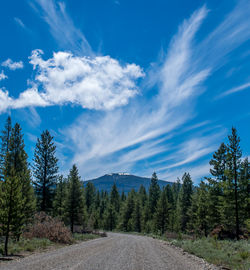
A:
[
  {"xmin": 73, "ymin": 233, "xmax": 101, "ymax": 242},
  {"xmin": 170, "ymin": 237, "xmax": 250, "ymax": 270},
  {"xmin": 0, "ymin": 238, "xmax": 53, "ymax": 256}
]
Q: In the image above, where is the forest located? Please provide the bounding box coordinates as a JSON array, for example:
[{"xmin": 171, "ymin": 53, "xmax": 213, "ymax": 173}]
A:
[{"xmin": 0, "ymin": 116, "xmax": 249, "ymax": 256}]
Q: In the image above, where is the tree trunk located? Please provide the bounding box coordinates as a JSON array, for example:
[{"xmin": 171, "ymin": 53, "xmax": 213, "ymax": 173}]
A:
[{"xmin": 234, "ymin": 162, "xmax": 240, "ymax": 240}]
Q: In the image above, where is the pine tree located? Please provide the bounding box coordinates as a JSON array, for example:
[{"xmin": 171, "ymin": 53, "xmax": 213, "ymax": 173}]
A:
[
  {"xmin": 64, "ymin": 165, "xmax": 84, "ymax": 232},
  {"xmin": 196, "ymin": 181, "xmax": 209, "ymax": 236},
  {"xmin": 210, "ymin": 143, "xmax": 227, "ymax": 181},
  {"xmin": 0, "ymin": 116, "xmax": 11, "ymax": 181},
  {"xmin": 238, "ymin": 158, "xmax": 250, "ymax": 227},
  {"xmin": 103, "ymin": 203, "xmax": 117, "ymax": 231},
  {"xmin": 33, "ymin": 130, "xmax": 58, "ymax": 212},
  {"xmin": 120, "ymin": 189, "xmax": 135, "ymax": 231},
  {"xmin": 178, "ymin": 173, "xmax": 193, "ymax": 232},
  {"xmin": 53, "ymin": 175, "xmax": 67, "ymax": 218},
  {"xmin": 154, "ymin": 189, "xmax": 169, "ymax": 234},
  {"xmin": 4, "ymin": 123, "xmax": 35, "ymax": 240},
  {"xmin": 110, "ymin": 183, "xmax": 120, "ymax": 212},
  {"xmin": 149, "ymin": 172, "xmax": 160, "ymax": 215},
  {"xmin": 187, "ymin": 190, "xmax": 198, "ymax": 234},
  {"xmin": 131, "ymin": 198, "xmax": 141, "ymax": 232},
  {"xmin": 85, "ymin": 182, "xmax": 96, "ymax": 213},
  {"xmin": 138, "ymin": 185, "xmax": 147, "ymax": 207},
  {"xmin": 226, "ymin": 127, "xmax": 242, "ymax": 239},
  {"xmin": 0, "ymin": 168, "xmax": 23, "ymax": 255},
  {"xmin": 207, "ymin": 143, "xmax": 227, "ymax": 230}
]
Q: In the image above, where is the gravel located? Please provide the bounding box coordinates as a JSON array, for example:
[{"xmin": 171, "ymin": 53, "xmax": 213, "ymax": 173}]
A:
[{"xmin": 0, "ymin": 233, "xmax": 220, "ymax": 270}]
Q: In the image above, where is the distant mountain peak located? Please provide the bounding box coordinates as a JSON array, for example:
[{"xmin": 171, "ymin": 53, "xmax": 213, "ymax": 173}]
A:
[
  {"xmin": 84, "ymin": 173, "xmax": 173, "ymax": 194},
  {"xmin": 106, "ymin": 172, "xmax": 131, "ymax": 176}
]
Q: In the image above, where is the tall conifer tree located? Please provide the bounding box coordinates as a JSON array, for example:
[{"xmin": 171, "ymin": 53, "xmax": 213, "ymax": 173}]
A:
[
  {"xmin": 0, "ymin": 116, "xmax": 11, "ymax": 181},
  {"xmin": 64, "ymin": 164, "xmax": 84, "ymax": 232},
  {"xmin": 33, "ymin": 130, "xmax": 58, "ymax": 212},
  {"xmin": 226, "ymin": 127, "xmax": 242, "ymax": 240}
]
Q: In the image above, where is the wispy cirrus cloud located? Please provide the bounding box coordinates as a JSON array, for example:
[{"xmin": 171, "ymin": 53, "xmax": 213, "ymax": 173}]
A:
[
  {"xmin": 31, "ymin": 0, "xmax": 93, "ymax": 55},
  {"xmin": 59, "ymin": 2, "xmax": 250, "ymax": 180},
  {"xmin": 217, "ymin": 82, "xmax": 250, "ymax": 99},
  {"xmin": 59, "ymin": 6, "xmax": 213, "ymax": 179},
  {"xmin": 1, "ymin": 1, "xmax": 250, "ymax": 181},
  {"xmin": 2, "ymin": 59, "xmax": 24, "ymax": 70}
]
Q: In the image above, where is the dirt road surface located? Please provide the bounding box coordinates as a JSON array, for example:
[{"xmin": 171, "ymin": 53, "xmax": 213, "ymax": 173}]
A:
[{"xmin": 0, "ymin": 233, "xmax": 218, "ymax": 270}]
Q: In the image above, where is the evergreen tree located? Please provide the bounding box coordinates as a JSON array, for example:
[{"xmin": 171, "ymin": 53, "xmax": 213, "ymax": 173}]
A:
[
  {"xmin": 149, "ymin": 172, "xmax": 160, "ymax": 215},
  {"xmin": 121, "ymin": 191, "xmax": 126, "ymax": 202},
  {"xmin": 53, "ymin": 175, "xmax": 67, "ymax": 218},
  {"xmin": 226, "ymin": 127, "xmax": 242, "ymax": 239},
  {"xmin": 120, "ymin": 189, "xmax": 136, "ymax": 231},
  {"xmin": 0, "ymin": 168, "xmax": 23, "ymax": 255},
  {"xmin": 33, "ymin": 130, "xmax": 58, "ymax": 212},
  {"xmin": 178, "ymin": 173, "xmax": 193, "ymax": 232},
  {"xmin": 154, "ymin": 189, "xmax": 169, "ymax": 234},
  {"xmin": 187, "ymin": 190, "xmax": 198, "ymax": 234},
  {"xmin": 0, "ymin": 116, "xmax": 11, "ymax": 181},
  {"xmin": 103, "ymin": 203, "xmax": 117, "ymax": 231},
  {"xmin": 196, "ymin": 181, "xmax": 209, "ymax": 236},
  {"xmin": 132, "ymin": 198, "xmax": 141, "ymax": 232},
  {"xmin": 138, "ymin": 185, "xmax": 147, "ymax": 207},
  {"xmin": 64, "ymin": 165, "xmax": 84, "ymax": 232},
  {"xmin": 85, "ymin": 182, "xmax": 96, "ymax": 213},
  {"xmin": 210, "ymin": 143, "xmax": 227, "ymax": 181},
  {"xmin": 206, "ymin": 143, "xmax": 227, "ymax": 230},
  {"xmin": 238, "ymin": 158, "xmax": 250, "ymax": 226},
  {"xmin": 4, "ymin": 123, "xmax": 35, "ymax": 239},
  {"xmin": 110, "ymin": 183, "xmax": 120, "ymax": 212}
]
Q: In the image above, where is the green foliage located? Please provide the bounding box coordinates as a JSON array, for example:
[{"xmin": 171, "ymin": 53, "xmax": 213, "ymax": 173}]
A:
[
  {"xmin": 149, "ymin": 172, "xmax": 160, "ymax": 216},
  {"xmin": 177, "ymin": 173, "xmax": 193, "ymax": 232},
  {"xmin": 154, "ymin": 189, "xmax": 169, "ymax": 234},
  {"xmin": 53, "ymin": 175, "xmax": 67, "ymax": 218},
  {"xmin": 33, "ymin": 130, "xmax": 58, "ymax": 212},
  {"xmin": 64, "ymin": 165, "xmax": 85, "ymax": 232},
  {"xmin": 0, "ymin": 169, "xmax": 24, "ymax": 255}
]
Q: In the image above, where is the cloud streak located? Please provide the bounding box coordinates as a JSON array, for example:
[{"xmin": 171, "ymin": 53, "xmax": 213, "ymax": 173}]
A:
[
  {"xmin": 217, "ymin": 82, "xmax": 250, "ymax": 98},
  {"xmin": 59, "ymin": 2, "xmax": 250, "ymax": 180},
  {"xmin": 32, "ymin": 0, "xmax": 93, "ymax": 55}
]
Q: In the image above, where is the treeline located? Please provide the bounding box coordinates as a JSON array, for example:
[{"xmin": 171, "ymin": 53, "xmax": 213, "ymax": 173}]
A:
[{"xmin": 0, "ymin": 117, "xmax": 249, "ymax": 255}]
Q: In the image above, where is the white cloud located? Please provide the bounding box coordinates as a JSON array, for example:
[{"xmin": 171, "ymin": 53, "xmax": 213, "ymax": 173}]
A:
[
  {"xmin": 0, "ymin": 51, "xmax": 143, "ymax": 112},
  {"xmin": 59, "ymin": 2, "xmax": 250, "ymax": 181},
  {"xmin": 59, "ymin": 6, "xmax": 212, "ymax": 179},
  {"xmin": 32, "ymin": 0, "xmax": 92, "ymax": 55},
  {"xmin": 0, "ymin": 70, "xmax": 7, "ymax": 81},
  {"xmin": 2, "ymin": 59, "xmax": 24, "ymax": 70}
]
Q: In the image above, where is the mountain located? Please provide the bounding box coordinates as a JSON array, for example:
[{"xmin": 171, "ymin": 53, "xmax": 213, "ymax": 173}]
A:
[{"xmin": 84, "ymin": 173, "xmax": 173, "ymax": 193}]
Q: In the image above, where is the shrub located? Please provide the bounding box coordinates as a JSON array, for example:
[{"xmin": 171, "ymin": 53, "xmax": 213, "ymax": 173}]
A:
[{"xmin": 23, "ymin": 212, "xmax": 73, "ymax": 244}]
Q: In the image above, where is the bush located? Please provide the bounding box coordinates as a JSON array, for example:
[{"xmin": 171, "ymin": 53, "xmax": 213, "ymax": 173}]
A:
[{"xmin": 23, "ymin": 212, "xmax": 73, "ymax": 244}]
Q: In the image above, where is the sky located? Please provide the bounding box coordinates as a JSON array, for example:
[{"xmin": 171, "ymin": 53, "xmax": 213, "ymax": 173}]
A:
[{"xmin": 0, "ymin": 0, "xmax": 249, "ymax": 183}]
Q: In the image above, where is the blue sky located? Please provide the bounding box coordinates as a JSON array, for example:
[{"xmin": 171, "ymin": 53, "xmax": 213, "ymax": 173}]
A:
[{"xmin": 0, "ymin": 0, "xmax": 249, "ymax": 183}]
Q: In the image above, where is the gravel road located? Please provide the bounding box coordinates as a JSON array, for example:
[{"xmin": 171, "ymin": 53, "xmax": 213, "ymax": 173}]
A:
[{"xmin": 0, "ymin": 233, "xmax": 219, "ymax": 270}]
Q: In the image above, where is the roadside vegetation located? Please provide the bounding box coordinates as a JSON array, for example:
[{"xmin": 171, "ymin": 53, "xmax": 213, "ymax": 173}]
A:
[
  {"xmin": 169, "ymin": 237, "xmax": 250, "ymax": 270},
  {"xmin": 0, "ymin": 116, "xmax": 249, "ymax": 270}
]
